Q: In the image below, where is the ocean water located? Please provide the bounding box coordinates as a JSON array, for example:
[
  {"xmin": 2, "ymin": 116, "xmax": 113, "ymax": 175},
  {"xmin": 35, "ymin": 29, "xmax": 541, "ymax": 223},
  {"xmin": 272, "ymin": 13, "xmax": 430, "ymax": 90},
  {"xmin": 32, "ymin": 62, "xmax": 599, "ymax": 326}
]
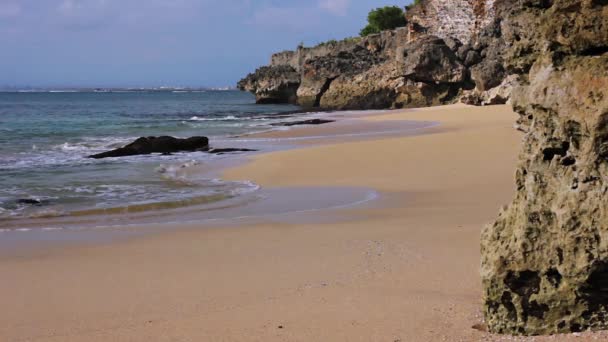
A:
[{"xmin": 0, "ymin": 91, "xmax": 303, "ymax": 222}]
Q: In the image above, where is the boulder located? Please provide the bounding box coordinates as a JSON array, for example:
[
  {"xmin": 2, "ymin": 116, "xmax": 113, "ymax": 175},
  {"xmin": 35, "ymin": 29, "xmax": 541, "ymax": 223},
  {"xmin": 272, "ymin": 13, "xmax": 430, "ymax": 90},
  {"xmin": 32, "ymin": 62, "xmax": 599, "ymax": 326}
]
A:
[
  {"xmin": 237, "ymin": 65, "xmax": 300, "ymax": 104},
  {"xmin": 88, "ymin": 136, "xmax": 209, "ymax": 159},
  {"xmin": 457, "ymin": 43, "xmax": 472, "ymax": 61},
  {"xmin": 470, "ymin": 59, "xmax": 505, "ymax": 92},
  {"xmin": 464, "ymin": 50, "xmax": 482, "ymax": 67},
  {"xmin": 443, "ymin": 36, "xmax": 463, "ymax": 52},
  {"xmin": 400, "ymin": 36, "xmax": 466, "ymax": 84},
  {"xmin": 460, "ymin": 74, "xmax": 521, "ymax": 106},
  {"xmin": 16, "ymin": 199, "xmax": 46, "ymax": 206}
]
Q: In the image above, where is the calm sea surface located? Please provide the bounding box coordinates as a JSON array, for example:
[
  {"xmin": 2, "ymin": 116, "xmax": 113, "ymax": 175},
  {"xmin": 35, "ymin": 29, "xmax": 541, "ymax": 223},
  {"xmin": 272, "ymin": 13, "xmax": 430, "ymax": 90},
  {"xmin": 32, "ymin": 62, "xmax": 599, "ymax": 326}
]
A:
[{"xmin": 0, "ymin": 91, "xmax": 302, "ymax": 221}]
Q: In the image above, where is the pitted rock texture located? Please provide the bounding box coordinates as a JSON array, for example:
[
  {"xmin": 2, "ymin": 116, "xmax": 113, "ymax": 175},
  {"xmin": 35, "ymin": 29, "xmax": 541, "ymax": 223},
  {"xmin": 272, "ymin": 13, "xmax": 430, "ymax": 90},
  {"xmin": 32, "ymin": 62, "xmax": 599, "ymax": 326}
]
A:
[
  {"xmin": 400, "ymin": 36, "xmax": 466, "ymax": 83},
  {"xmin": 461, "ymin": 74, "xmax": 520, "ymax": 106},
  {"xmin": 406, "ymin": 0, "xmax": 497, "ymax": 44},
  {"xmin": 481, "ymin": 0, "xmax": 608, "ymax": 335},
  {"xmin": 313, "ymin": 37, "xmax": 466, "ymax": 110}
]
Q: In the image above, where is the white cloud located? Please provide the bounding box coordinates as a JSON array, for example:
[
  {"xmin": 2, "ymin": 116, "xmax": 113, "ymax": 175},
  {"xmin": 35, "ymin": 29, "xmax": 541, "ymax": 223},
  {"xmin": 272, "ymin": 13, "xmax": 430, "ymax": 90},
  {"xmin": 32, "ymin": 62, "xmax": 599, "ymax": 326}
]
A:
[
  {"xmin": 318, "ymin": 0, "xmax": 350, "ymax": 16},
  {"xmin": 0, "ymin": 2, "xmax": 21, "ymax": 18}
]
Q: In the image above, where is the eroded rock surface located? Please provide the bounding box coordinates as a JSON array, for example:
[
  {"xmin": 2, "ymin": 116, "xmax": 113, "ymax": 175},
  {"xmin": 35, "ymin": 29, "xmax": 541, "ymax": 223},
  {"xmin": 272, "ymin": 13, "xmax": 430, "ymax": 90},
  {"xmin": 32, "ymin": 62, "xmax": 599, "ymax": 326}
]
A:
[
  {"xmin": 400, "ymin": 36, "xmax": 466, "ymax": 83},
  {"xmin": 318, "ymin": 37, "xmax": 467, "ymax": 110},
  {"xmin": 297, "ymin": 45, "xmax": 385, "ymax": 107},
  {"xmin": 237, "ymin": 65, "xmax": 300, "ymax": 104},
  {"xmin": 481, "ymin": 0, "xmax": 608, "ymax": 335},
  {"xmin": 238, "ymin": 0, "xmax": 520, "ymax": 109}
]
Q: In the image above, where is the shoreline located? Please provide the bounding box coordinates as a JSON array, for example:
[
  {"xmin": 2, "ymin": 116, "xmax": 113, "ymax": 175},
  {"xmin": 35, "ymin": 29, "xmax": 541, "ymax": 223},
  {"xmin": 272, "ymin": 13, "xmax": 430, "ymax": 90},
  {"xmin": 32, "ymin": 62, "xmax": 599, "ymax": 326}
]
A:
[
  {"xmin": 6, "ymin": 103, "xmax": 585, "ymax": 341},
  {"xmin": 0, "ymin": 108, "xmax": 433, "ymax": 237}
]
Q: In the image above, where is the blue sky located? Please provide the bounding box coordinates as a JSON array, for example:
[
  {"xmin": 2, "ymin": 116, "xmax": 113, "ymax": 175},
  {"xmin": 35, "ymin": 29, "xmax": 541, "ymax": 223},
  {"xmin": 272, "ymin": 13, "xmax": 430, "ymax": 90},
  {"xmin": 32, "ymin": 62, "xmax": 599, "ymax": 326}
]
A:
[{"xmin": 0, "ymin": 0, "xmax": 410, "ymax": 88}]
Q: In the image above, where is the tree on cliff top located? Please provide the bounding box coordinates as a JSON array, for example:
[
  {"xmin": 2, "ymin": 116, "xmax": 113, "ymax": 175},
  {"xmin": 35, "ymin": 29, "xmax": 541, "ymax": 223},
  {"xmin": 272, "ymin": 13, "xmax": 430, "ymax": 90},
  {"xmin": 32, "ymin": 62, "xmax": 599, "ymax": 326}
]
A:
[{"xmin": 360, "ymin": 6, "xmax": 407, "ymax": 36}]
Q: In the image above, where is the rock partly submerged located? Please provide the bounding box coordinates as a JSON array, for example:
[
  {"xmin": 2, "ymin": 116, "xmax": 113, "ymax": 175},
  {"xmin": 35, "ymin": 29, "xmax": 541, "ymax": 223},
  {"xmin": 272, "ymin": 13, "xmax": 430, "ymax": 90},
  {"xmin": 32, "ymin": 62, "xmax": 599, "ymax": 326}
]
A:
[
  {"xmin": 87, "ymin": 136, "xmax": 258, "ymax": 159},
  {"xmin": 16, "ymin": 198, "xmax": 47, "ymax": 206},
  {"xmin": 271, "ymin": 119, "xmax": 335, "ymax": 127},
  {"xmin": 481, "ymin": 0, "xmax": 608, "ymax": 336},
  {"xmin": 206, "ymin": 148, "xmax": 257, "ymax": 155},
  {"xmin": 88, "ymin": 136, "xmax": 210, "ymax": 159}
]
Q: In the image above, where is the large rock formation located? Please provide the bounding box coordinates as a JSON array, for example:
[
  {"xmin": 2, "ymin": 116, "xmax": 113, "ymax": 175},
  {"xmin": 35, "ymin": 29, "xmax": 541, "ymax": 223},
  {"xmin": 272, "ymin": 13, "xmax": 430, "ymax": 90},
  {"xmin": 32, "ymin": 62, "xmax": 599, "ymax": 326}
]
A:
[
  {"xmin": 238, "ymin": 0, "xmax": 518, "ymax": 109},
  {"xmin": 296, "ymin": 45, "xmax": 386, "ymax": 107},
  {"xmin": 400, "ymin": 36, "xmax": 466, "ymax": 83},
  {"xmin": 481, "ymin": 0, "xmax": 608, "ymax": 335},
  {"xmin": 239, "ymin": 30, "xmax": 479, "ymax": 109},
  {"xmin": 316, "ymin": 36, "xmax": 469, "ymax": 109},
  {"xmin": 237, "ymin": 65, "xmax": 300, "ymax": 104},
  {"xmin": 239, "ymin": 30, "xmax": 415, "ymax": 108}
]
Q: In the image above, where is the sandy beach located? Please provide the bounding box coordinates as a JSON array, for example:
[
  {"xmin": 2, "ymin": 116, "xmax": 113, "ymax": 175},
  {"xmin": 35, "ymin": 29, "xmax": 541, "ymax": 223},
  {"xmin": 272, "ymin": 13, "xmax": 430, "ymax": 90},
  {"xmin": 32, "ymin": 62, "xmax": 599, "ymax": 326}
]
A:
[{"xmin": 2, "ymin": 103, "xmax": 565, "ymax": 341}]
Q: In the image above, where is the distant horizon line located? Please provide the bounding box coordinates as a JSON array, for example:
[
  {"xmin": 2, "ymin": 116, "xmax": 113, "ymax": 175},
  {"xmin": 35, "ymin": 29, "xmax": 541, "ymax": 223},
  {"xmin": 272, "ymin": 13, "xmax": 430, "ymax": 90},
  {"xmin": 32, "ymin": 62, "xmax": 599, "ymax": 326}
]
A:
[{"xmin": 0, "ymin": 85, "xmax": 239, "ymax": 92}]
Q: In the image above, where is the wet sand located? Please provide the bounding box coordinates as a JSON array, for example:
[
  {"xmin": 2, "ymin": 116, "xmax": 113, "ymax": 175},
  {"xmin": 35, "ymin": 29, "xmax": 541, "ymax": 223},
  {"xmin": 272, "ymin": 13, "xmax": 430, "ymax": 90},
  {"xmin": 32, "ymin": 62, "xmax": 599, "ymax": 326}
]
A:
[{"xmin": 4, "ymin": 104, "xmax": 596, "ymax": 341}]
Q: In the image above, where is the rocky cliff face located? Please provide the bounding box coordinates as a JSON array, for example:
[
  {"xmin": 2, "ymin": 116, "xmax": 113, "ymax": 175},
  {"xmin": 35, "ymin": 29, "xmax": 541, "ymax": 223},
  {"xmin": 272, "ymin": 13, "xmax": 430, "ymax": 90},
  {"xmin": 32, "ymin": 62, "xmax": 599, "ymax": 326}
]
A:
[
  {"xmin": 238, "ymin": 1, "xmax": 515, "ymax": 109},
  {"xmin": 238, "ymin": 29, "xmax": 422, "ymax": 108},
  {"xmin": 236, "ymin": 65, "xmax": 300, "ymax": 104},
  {"xmin": 481, "ymin": 0, "xmax": 608, "ymax": 335},
  {"xmin": 405, "ymin": 0, "xmax": 497, "ymax": 44},
  {"xmin": 238, "ymin": 30, "xmax": 482, "ymax": 109}
]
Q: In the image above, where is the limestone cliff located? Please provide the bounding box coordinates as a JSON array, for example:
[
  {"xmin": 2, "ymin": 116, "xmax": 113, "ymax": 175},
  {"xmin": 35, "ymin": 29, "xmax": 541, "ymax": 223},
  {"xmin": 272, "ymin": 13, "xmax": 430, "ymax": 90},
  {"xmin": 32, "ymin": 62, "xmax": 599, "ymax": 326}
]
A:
[
  {"xmin": 405, "ymin": 0, "xmax": 497, "ymax": 44},
  {"xmin": 236, "ymin": 65, "xmax": 300, "ymax": 104},
  {"xmin": 238, "ymin": 0, "xmax": 521, "ymax": 109},
  {"xmin": 239, "ymin": 27, "xmax": 483, "ymax": 109},
  {"xmin": 481, "ymin": 0, "xmax": 608, "ymax": 335}
]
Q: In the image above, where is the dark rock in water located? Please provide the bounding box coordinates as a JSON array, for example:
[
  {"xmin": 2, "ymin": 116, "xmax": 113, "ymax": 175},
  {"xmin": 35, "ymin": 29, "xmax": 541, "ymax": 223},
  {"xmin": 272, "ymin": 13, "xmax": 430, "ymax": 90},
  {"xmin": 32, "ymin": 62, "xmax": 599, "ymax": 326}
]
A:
[
  {"xmin": 271, "ymin": 119, "xmax": 335, "ymax": 127},
  {"xmin": 88, "ymin": 136, "xmax": 209, "ymax": 159},
  {"xmin": 17, "ymin": 199, "xmax": 46, "ymax": 206},
  {"xmin": 207, "ymin": 148, "xmax": 257, "ymax": 154}
]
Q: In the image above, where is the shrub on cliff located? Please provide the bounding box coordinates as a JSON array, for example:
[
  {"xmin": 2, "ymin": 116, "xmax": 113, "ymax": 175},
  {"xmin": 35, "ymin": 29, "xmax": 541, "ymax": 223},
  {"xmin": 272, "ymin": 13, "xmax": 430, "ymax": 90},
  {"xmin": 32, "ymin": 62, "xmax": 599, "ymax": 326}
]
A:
[{"xmin": 360, "ymin": 6, "xmax": 407, "ymax": 36}]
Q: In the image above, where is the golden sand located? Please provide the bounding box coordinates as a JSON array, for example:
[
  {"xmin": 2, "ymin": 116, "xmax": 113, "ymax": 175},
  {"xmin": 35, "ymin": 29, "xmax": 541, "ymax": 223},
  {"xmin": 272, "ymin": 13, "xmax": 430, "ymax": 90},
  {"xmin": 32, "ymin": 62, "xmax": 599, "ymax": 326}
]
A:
[{"xmin": 5, "ymin": 104, "xmax": 582, "ymax": 341}]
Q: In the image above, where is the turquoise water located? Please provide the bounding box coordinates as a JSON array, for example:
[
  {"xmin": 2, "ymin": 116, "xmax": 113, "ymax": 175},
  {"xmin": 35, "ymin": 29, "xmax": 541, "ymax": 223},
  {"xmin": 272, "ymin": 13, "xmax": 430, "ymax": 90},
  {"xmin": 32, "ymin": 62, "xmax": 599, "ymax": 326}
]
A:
[{"xmin": 0, "ymin": 91, "xmax": 302, "ymax": 221}]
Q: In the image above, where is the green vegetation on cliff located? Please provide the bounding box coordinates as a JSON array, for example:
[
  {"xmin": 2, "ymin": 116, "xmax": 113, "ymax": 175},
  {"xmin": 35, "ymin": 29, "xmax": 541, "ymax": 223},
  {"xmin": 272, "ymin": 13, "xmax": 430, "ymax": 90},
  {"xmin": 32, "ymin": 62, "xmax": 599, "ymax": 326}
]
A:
[{"xmin": 360, "ymin": 6, "xmax": 407, "ymax": 36}]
